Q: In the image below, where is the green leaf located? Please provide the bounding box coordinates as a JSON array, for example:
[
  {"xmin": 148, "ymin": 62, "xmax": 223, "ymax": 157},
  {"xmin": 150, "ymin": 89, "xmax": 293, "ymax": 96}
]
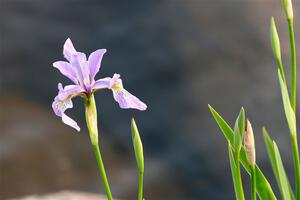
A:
[
  {"xmin": 209, "ymin": 105, "xmax": 277, "ymax": 200},
  {"xmin": 234, "ymin": 108, "xmax": 245, "ymax": 152},
  {"xmin": 263, "ymin": 128, "xmax": 294, "ymax": 200},
  {"xmin": 208, "ymin": 104, "xmax": 234, "ymax": 143},
  {"xmin": 270, "ymin": 17, "xmax": 286, "ymax": 83},
  {"xmin": 273, "ymin": 142, "xmax": 291, "ymax": 200},
  {"xmin": 229, "ymin": 143, "xmax": 245, "ymax": 200},
  {"xmin": 278, "ymin": 70, "xmax": 297, "ymax": 137}
]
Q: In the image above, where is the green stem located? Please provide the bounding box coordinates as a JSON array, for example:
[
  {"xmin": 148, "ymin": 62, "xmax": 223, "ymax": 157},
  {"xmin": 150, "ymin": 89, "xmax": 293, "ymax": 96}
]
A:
[
  {"xmin": 278, "ymin": 60, "xmax": 286, "ymax": 84},
  {"xmin": 92, "ymin": 144, "xmax": 114, "ymax": 200},
  {"xmin": 291, "ymin": 135, "xmax": 300, "ymax": 200},
  {"xmin": 288, "ymin": 19, "xmax": 297, "ymax": 112},
  {"xmin": 85, "ymin": 94, "xmax": 113, "ymax": 200},
  {"xmin": 288, "ymin": 18, "xmax": 299, "ymax": 200},
  {"xmin": 138, "ymin": 171, "xmax": 144, "ymax": 200},
  {"xmin": 236, "ymin": 151, "xmax": 245, "ymax": 200},
  {"xmin": 251, "ymin": 165, "xmax": 257, "ymax": 200}
]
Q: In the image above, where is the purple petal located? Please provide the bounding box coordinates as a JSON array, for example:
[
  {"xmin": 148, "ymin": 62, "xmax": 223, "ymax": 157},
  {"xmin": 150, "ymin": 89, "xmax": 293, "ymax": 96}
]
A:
[
  {"xmin": 53, "ymin": 61, "xmax": 78, "ymax": 84},
  {"xmin": 69, "ymin": 52, "xmax": 88, "ymax": 85},
  {"xmin": 112, "ymin": 89, "xmax": 147, "ymax": 111},
  {"xmin": 62, "ymin": 113, "xmax": 80, "ymax": 131},
  {"xmin": 92, "ymin": 77, "xmax": 112, "ymax": 90},
  {"xmin": 88, "ymin": 49, "xmax": 107, "ymax": 80},
  {"xmin": 52, "ymin": 83, "xmax": 84, "ymax": 131},
  {"xmin": 109, "ymin": 73, "xmax": 121, "ymax": 88},
  {"xmin": 57, "ymin": 84, "xmax": 85, "ymax": 100},
  {"xmin": 63, "ymin": 38, "xmax": 77, "ymax": 61}
]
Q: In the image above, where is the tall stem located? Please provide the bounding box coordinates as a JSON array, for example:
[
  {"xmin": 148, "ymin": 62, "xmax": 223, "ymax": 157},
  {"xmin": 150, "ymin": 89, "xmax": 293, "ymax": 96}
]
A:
[
  {"xmin": 138, "ymin": 171, "xmax": 144, "ymax": 200},
  {"xmin": 92, "ymin": 144, "xmax": 114, "ymax": 200},
  {"xmin": 287, "ymin": 18, "xmax": 300, "ymax": 200},
  {"xmin": 292, "ymin": 134, "xmax": 300, "ymax": 200},
  {"xmin": 288, "ymin": 19, "xmax": 296, "ymax": 112},
  {"xmin": 251, "ymin": 166, "xmax": 257, "ymax": 200},
  {"xmin": 235, "ymin": 151, "xmax": 245, "ymax": 200},
  {"xmin": 85, "ymin": 94, "xmax": 113, "ymax": 200}
]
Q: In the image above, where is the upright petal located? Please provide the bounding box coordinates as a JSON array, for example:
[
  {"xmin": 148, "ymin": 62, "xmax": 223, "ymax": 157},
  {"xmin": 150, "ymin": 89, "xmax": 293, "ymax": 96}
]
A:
[
  {"xmin": 69, "ymin": 52, "xmax": 88, "ymax": 86},
  {"xmin": 88, "ymin": 49, "xmax": 107, "ymax": 80},
  {"xmin": 63, "ymin": 38, "xmax": 77, "ymax": 61},
  {"xmin": 53, "ymin": 61, "xmax": 78, "ymax": 84}
]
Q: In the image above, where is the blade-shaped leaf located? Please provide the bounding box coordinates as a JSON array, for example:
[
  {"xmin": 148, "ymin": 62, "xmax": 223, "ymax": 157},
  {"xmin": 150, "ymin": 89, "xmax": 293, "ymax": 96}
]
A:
[
  {"xmin": 234, "ymin": 108, "xmax": 245, "ymax": 152},
  {"xmin": 278, "ymin": 70, "xmax": 296, "ymax": 137},
  {"xmin": 263, "ymin": 128, "xmax": 294, "ymax": 200},
  {"xmin": 209, "ymin": 105, "xmax": 277, "ymax": 200},
  {"xmin": 229, "ymin": 143, "xmax": 240, "ymax": 200},
  {"xmin": 273, "ymin": 142, "xmax": 291, "ymax": 200},
  {"xmin": 208, "ymin": 104, "xmax": 234, "ymax": 143}
]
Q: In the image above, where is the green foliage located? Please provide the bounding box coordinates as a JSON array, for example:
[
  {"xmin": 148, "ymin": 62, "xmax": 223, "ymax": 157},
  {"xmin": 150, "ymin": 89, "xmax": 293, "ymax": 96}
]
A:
[
  {"xmin": 228, "ymin": 143, "xmax": 245, "ymax": 200},
  {"xmin": 234, "ymin": 108, "xmax": 245, "ymax": 153},
  {"xmin": 208, "ymin": 105, "xmax": 277, "ymax": 200},
  {"xmin": 263, "ymin": 128, "xmax": 294, "ymax": 200},
  {"xmin": 278, "ymin": 70, "xmax": 297, "ymax": 137},
  {"xmin": 273, "ymin": 142, "xmax": 291, "ymax": 200}
]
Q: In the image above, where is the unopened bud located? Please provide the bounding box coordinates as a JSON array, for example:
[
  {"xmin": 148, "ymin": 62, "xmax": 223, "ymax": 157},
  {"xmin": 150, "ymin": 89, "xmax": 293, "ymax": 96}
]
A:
[
  {"xmin": 282, "ymin": 0, "xmax": 293, "ymax": 20},
  {"xmin": 131, "ymin": 118, "xmax": 144, "ymax": 172},
  {"xmin": 270, "ymin": 17, "xmax": 282, "ymax": 63},
  {"xmin": 244, "ymin": 119, "xmax": 256, "ymax": 166}
]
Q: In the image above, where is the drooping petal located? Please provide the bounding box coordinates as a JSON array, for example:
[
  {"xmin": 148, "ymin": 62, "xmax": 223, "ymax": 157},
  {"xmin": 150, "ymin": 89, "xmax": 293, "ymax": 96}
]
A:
[
  {"xmin": 53, "ymin": 61, "xmax": 78, "ymax": 84},
  {"xmin": 63, "ymin": 38, "xmax": 77, "ymax": 61},
  {"xmin": 52, "ymin": 83, "xmax": 84, "ymax": 131},
  {"xmin": 112, "ymin": 89, "xmax": 147, "ymax": 111},
  {"xmin": 62, "ymin": 113, "xmax": 80, "ymax": 131},
  {"xmin": 88, "ymin": 49, "xmax": 107, "ymax": 80},
  {"xmin": 109, "ymin": 74, "xmax": 147, "ymax": 110}
]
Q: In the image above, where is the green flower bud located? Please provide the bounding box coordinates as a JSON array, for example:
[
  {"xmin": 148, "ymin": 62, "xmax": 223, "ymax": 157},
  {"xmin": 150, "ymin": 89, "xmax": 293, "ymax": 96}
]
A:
[
  {"xmin": 282, "ymin": 0, "xmax": 293, "ymax": 20},
  {"xmin": 270, "ymin": 17, "xmax": 282, "ymax": 63},
  {"xmin": 131, "ymin": 118, "xmax": 144, "ymax": 172}
]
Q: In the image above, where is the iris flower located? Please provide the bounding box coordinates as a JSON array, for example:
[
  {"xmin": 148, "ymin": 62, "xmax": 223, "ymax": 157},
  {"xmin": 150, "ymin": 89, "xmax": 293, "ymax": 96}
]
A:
[{"xmin": 52, "ymin": 38, "xmax": 147, "ymax": 131}]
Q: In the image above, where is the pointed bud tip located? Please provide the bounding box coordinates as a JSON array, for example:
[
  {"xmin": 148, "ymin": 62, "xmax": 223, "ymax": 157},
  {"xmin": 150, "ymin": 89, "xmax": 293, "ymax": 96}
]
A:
[{"xmin": 270, "ymin": 17, "xmax": 282, "ymax": 62}]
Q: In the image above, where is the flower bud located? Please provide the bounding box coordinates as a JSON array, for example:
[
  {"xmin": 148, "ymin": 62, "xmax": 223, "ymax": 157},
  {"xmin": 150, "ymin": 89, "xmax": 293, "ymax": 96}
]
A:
[
  {"xmin": 282, "ymin": 0, "xmax": 293, "ymax": 20},
  {"xmin": 244, "ymin": 119, "xmax": 256, "ymax": 166},
  {"xmin": 270, "ymin": 17, "xmax": 282, "ymax": 63},
  {"xmin": 131, "ymin": 118, "xmax": 144, "ymax": 173}
]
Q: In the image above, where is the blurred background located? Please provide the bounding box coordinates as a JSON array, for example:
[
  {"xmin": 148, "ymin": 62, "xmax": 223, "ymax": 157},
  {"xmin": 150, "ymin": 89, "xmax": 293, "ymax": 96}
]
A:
[{"xmin": 1, "ymin": 0, "xmax": 300, "ymax": 199}]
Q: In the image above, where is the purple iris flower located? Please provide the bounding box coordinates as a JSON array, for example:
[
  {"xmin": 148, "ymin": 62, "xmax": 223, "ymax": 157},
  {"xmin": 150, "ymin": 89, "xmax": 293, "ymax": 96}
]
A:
[{"xmin": 52, "ymin": 38, "xmax": 147, "ymax": 131}]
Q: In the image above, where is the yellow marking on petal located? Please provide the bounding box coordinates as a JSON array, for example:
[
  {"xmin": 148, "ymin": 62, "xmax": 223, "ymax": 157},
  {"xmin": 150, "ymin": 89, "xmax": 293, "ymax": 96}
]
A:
[{"xmin": 111, "ymin": 83, "xmax": 123, "ymax": 90}]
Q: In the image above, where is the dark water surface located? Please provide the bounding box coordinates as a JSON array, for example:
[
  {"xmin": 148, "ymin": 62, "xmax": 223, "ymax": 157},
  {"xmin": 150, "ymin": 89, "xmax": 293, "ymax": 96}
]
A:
[{"xmin": 1, "ymin": 0, "xmax": 300, "ymax": 199}]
